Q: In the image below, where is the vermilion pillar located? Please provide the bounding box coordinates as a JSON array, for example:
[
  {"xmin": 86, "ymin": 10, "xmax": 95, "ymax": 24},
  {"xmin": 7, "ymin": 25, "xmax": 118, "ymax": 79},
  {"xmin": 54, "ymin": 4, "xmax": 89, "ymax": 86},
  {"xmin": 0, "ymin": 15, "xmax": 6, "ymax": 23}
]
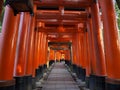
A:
[
  {"xmin": 49, "ymin": 49, "xmax": 55, "ymax": 66},
  {"xmin": 78, "ymin": 32, "xmax": 87, "ymax": 81},
  {"xmin": 45, "ymin": 37, "xmax": 48, "ymax": 66},
  {"xmin": 87, "ymin": 14, "xmax": 97, "ymax": 75},
  {"xmin": 38, "ymin": 32, "xmax": 43, "ymax": 67},
  {"xmin": 42, "ymin": 34, "xmax": 47, "ymax": 68},
  {"xmin": 34, "ymin": 31, "xmax": 42, "ymax": 81},
  {"xmin": 75, "ymin": 33, "xmax": 81, "ymax": 78},
  {"xmin": 32, "ymin": 30, "xmax": 38, "ymax": 77},
  {"xmin": 14, "ymin": 12, "xmax": 30, "ymax": 90},
  {"xmin": 99, "ymin": 0, "xmax": 120, "ymax": 89},
  {"xmin": 0, "ymin": 6, "xmax": 20, "ymax": 89},
  {"xmin": 72, "ymin": 33, "xmax": 78, "ymax": 73},
  {"xmin": 37, "ymin": 33, "xmax": 45, "ymax": 79},
  {"xmin": 89, "ymin": 1, "xmax": 106, "ymax": 90},
  {"xmin": 43, "ymin": 36, "xmax": 48, "ymax": 69},
  {"xmin": 25, "ymin": 15, "xmax": 35, "ymax": 90},
  {"xmin": 25, "ymin": 16, "xmax": 35, "ymax": 77},
  {"xmin": 85, "ymin": 30, "xmax": 91, "ymax": 88},
  {"xmin": 64, "ymin": 50, "xmax": 71, "ymax": 66}
]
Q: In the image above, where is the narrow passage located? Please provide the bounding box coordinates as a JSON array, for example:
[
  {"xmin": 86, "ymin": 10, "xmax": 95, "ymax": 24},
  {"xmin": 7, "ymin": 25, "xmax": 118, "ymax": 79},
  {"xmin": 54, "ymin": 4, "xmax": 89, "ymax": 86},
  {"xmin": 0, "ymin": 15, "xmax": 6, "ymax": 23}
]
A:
[{"xmin": 42, "ymin": 62, "xmax": 80, "ymax": 90}]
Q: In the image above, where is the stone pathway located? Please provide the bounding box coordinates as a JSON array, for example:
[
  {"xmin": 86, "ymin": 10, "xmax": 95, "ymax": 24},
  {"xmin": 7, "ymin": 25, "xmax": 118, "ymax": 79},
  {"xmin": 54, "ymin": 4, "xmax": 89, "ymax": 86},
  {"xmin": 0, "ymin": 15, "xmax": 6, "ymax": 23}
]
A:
[{"xmin": 42, "ymin": 62, "xmax": 80, "ymax": 90}]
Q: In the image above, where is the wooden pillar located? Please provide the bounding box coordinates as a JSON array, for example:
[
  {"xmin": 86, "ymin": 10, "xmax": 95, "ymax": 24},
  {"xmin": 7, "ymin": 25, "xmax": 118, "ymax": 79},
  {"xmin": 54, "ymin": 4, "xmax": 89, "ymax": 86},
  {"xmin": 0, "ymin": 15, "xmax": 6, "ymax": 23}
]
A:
[
  {"xmin": 44, "ymin": 37, "xmax": 48, "ymax": 68},
  {"xmin": 43, "ymin": 34, "xmax": 47, "ymax": 66},
  {"xmin": 49, "ymin": 49, "xmax": 55, "ymax": 66},
  {"xmin": 25, "ymin": 15, "xmax": 35, "ymax": 90},
  {"xmin": 78, "ymin": 31, "xmax": 87, "ymax": 81},
  {"xmin": 0, "ymin": 6, "xmax": 20, "ymax": 90},
  {"xmin": 72, "ymin": 33, "xmax": 78, "ymax": 73},
  {"xmin": 25, "ymin": 16, "xmax": 35, "ymax": 76},
  {"xmin": 38, "ymin": 33, "xmax": 43, "ymax": 67},
  {"xmin": 37, "ymin": 33, "xmax": 47, "ymax": 79},
  {"xmin": 35, "ymin": 31, "xmax": 42, "ymax": 80},
  {"xmin": 89, "ymin": 1, "xmax": 106, "ymax": 90},
  {"xmin": 85, "ymin": 30, "xmax": 91, "ymax": 88},
  {"xmin": 64, "ymin": 49, "xmax": 71, "ymax": 66},
  {"xmin": 99, "ymin": 0, "xmax": 120, "ymax": 89},
  {"xmin": 32, "ymin": 30, "xmax": 38, "ymax": 77},
  {"xmin": 75, "ymin": 33, "xmax": 82, "ymax": 79},
  {"xmin": 87, "ymin": 11, "xmax": 96, "ymax": 76},
  {"xmin": 14, "ymin": 12, "xmax": 30, "ymax": 90}
]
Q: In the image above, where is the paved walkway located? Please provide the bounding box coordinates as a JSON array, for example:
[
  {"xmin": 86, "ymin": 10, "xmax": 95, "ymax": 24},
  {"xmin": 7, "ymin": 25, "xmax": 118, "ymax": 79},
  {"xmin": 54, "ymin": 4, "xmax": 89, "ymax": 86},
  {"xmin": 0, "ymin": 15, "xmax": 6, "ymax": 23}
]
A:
[{"xmin": 42, "ymin": 62, "xmax": 80, "ymax": 90}]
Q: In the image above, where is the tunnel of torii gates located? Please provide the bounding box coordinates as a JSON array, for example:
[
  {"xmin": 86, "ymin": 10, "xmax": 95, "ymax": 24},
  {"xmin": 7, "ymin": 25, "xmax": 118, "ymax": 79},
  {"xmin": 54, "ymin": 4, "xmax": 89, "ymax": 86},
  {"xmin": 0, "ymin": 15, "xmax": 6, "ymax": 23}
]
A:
[{"xmin": 0, "ymin": 0, "xmax": 120, "ymax": 90}]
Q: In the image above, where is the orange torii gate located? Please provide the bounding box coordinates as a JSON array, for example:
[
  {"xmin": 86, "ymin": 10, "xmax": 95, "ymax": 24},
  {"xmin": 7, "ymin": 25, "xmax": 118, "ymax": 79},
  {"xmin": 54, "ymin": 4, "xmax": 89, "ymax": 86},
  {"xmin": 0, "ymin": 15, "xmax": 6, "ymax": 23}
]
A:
[{"xmin": 0, "ymin": 0, "xmax": 120, "ymax": 90}]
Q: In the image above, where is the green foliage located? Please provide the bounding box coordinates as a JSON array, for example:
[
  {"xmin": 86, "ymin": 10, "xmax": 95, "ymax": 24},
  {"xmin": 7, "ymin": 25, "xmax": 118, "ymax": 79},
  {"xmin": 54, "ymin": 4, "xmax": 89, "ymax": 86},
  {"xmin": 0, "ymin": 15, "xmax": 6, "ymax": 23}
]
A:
[
  {"xmin": 0, "ymin": 8, "xmax": 4, "ymax": 33},
  {"xmin": 0, "ymin": 0, "xmax": 5, "ymax": 33},
  {"xmin": 115, "ymin": 2, "xmax": 120, "ymax": 34}
]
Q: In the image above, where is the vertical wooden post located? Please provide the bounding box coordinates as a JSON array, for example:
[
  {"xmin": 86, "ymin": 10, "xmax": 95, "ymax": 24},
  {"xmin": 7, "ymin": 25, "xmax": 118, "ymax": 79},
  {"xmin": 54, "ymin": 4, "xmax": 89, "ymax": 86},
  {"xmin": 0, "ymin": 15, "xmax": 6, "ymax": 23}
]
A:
[
  {"xmin": 99, "ymin": 0, "xmax": 120, "ymax": 89},
  {"xmin": 49, "ymin": 49, "xmax": 55, "ymax": 66},
  {"xmin": 32, "ymin": 30, "xmax": 38, "ymax": 77},
  {"xmin": 14, "ymin": 12, "xmax": 30, "ymax": 90},
  {"xmin": 79, "ymin": 31, "xmax": 87, "ymax": 81},
  {"xmin": 0, "ymin": 6, "xmax": 20, "ymax": 90},
  {"xmin": 72, "ymin": 33, "xmax": 78, "ymax": 73},
  {"xmin": 89, "ymin": 1, "xmax": 106, "ymax": 90},
  {"xmin": 25, "ymin": 15, "xmax": 35, "ymax": 90},
  {"xmin": 35, "ymin": 31, "xmax": 42, "ymax": 80}
]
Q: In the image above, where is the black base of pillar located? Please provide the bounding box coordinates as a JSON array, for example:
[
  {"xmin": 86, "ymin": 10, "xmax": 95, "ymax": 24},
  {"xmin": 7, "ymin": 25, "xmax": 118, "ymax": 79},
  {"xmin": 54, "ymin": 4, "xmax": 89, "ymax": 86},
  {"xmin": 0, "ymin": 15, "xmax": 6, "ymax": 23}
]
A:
[
  {"xmin": 49, "ymin": 60, "xmax": 55, "ymax": 66},
  {"xmin": 15, "ymin": 75, "xmax": 32, "ymax": 90},
  {"xmin": 56, "ymin": 59, "xmax": 59, "ymax": 62},
  {"xmin": 72, "ymin": 64, "xmax": 77, "ymax": 73},
  {"xmin": 79, "ymin": 67, "xmax": 86, "ymax": 81},
  {"xmin": 35, "ymin": 68, "xmax": 40, "ymax": 81},
  {"xmin": 14, "ymin": 76, "xmax": 26, "ymax": 90},
  {"xmin": 32, "ymin": 77, "xmax": 36, "ymax": 89},
  {"xmin": 85, "ymin": 77, "xmax": 90, "ymax": 88},
  {"xmin": 78, "ymin": 67, "xmax": 86, "ymax": 81},
  {"xmin": 43, "ymin": 64, "xmax": 47, "ymax": 69},
  {"xmin": 24, "ymin": 75, "xmax": 32, "ymax": 90},
  {"xmin": 60, "ymin": 59, "xmax": 64, "ymax": 62},
  {"xmin": 65, "ymin": 60, "xmax": 71, "ymax": 67},
  {"xmin": 35, "ymin": 65, "xmax": 44, "ymax": 81},
  {"xmin": 106, "ymin": 78, "xmax": 120, "ymax": 90},
  {"xmin": 43, "ymin": 64, "xmax": 47, "ymax": 72},
  {"xmin": 89, "ymin": 75, "xmax": 105, "ymax": 90},
  {"xmin": 0, "ymin": 79, "xmax": 15, "ymax": 90}
]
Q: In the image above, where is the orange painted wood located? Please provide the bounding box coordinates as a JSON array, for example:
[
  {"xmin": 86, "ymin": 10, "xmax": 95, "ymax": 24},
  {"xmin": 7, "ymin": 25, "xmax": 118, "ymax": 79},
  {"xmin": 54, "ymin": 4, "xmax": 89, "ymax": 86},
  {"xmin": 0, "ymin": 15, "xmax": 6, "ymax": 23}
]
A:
[
  {"xmin": 37, "ymin": 32, "xmax": 42, "ymax": 66},
  {"xmin": 39, "ymin": 33, "xmax": 44, "ymax": 65},
  {"xmin": 0, "ymin": 6, "xmax": 20, "ymax": 80},
  {"xmin": 44, "ymin": 38, "xmax": 48, "ymax": 64},
  {"xmin": 99, "ymin": 0, "xmax": 120, "ymax": 79},
  {"xmin": 32, "ymin": 31, "xmax": 38, "ymax": 77},
  {"xmin": 87, "ymin": 13, "xmax": 97, "ymax": 75},
  {"xmin": 25, "ymin": 16, "xmax": 35, "ymax": 75},
  {"xmin": 38, "ymin": 32, "xmax": 43, "ymax": 66},
  {"xmin": 91, "ymin": 2, "xmax": 106, "ymax": 76},
  {"xmin": 79, "ymin": 32, "xmax": 86, "ymax": 68},
  {"xmin": 43, "ymin": 34, "xmax": 47, "ymax": 64},
  {"xmin": 76, "ymin": 33, "xmax": 80, "ymax": 66},
  {"xmin": 85, "ymin": 32, "xmax": 91, "ymax": 76},
  {"xmin": 72, "ymin": 34, "xmax": 77, "ymax": 65},
  {"xmin": 49, "ymin": 49, "xmax": 55, "ymax": 60},
  {"xmin": 14, "ymin": 12, "xmax": 30, "ymax": 76},
  {"xmin": 56, "ymin": 51, "xmax": 61, "ymax": 61}
]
